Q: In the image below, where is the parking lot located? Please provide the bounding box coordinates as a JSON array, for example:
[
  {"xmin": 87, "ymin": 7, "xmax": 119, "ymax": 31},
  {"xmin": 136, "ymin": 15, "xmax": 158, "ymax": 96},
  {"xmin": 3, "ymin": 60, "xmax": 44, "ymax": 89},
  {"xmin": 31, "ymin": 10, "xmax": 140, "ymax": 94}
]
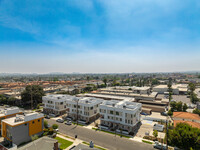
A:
[{"xmin": 157, "ymin": 94, "xmax": 191, "ymax": 105}]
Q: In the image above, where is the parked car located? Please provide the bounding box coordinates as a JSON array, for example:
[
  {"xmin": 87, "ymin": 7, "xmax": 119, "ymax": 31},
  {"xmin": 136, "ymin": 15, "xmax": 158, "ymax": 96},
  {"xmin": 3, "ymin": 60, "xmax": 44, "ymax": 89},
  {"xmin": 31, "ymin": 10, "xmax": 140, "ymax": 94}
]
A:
[
  {"xmin": 153, "ymin": 124, "xmax": 164, "ymax": 132},
  {"xmin": 140, "ymin": 112, "xmax": 148, "ymax": 115},
  {"xmin": 56, "ymin": 119, "xmax": 64, "ymax": 123},
  {"xmin": 54, "ymin": 129, "xmax": 59, "ymax": 132},
  {"xmin": 161, "ymin": 112, "xmax": 168, "ymax": 116},
  {"xmin": 45, "ymin": 115, "xmax": 50, "ymax": 119},
  {"xmin": 65, "ymin": 117, "xmax": 72, "ymax": 121},
  {"xmin": 153, "ymin": 141, "xmax": 167, "ymax": 150},
  {"xmin": 65, "ymin": 121, "xmax": 72, "ymax": 125}
]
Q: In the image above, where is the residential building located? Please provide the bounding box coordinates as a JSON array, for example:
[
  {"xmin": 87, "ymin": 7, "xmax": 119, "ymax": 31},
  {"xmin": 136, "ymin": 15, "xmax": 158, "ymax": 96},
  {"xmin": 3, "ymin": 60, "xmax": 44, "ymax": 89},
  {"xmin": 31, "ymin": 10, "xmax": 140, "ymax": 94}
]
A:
[
  {"xmin": 99, "ymin": 100, "xmax": 142, "ymax": 134},
  {"xmin": 0, "ymin": 107, "xmax": 23, "ymax": 133},
  {"xmin": 173, "ymin": 112, "xmax": 200, "ymax": 129},
  {"xmin": 42, "ymin": 94, "xmax": 70, "ymax": 116},
  {"xmin": 1, "ymin": 113, "xmax": 44, "ymax": 145},
  {"xmin": 18, "ymin": 136, "xmax": 59, "ymax": 150},
  {"xmin": 66, "ymin": 97, "xmax": 104, "ymax": 123}
]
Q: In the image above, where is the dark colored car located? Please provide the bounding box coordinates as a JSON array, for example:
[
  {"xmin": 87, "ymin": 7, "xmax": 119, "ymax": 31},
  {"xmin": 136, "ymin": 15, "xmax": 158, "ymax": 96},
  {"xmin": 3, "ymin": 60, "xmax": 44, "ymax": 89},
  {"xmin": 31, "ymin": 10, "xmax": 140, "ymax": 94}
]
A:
[{"xmin": 161, "ymin": 112, "xmax": 168, "ymax": 116}]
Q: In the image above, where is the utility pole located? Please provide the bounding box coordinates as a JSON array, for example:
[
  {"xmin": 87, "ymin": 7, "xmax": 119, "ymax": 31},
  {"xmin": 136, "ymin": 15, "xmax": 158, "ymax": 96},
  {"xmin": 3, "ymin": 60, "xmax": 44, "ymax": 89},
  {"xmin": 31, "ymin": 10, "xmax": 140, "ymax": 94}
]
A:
[
  {"xmin": 31, "ymin": 85, "xmax": 33, "ymax": 110},
  {"xmin": 76, "ymin": 99, "xmax": 79, "ymax": 125}
]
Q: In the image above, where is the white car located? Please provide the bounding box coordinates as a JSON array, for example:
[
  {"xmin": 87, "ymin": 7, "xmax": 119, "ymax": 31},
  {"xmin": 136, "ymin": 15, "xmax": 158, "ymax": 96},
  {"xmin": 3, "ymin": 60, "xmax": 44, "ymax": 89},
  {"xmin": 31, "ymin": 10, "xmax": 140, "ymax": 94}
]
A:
[
  {"xmin": 65, "ymin": 121, "xmax": 72, "ymax": 125},
  {"xmin": 54, "ymin": 129, "xmax": 59, "ymax": 132}
]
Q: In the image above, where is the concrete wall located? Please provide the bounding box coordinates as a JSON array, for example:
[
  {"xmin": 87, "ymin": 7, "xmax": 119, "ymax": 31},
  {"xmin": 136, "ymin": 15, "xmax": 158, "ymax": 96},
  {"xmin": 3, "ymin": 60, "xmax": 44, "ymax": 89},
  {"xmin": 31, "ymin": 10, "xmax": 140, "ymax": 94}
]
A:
[{"xmin": 11, "ymin": 123, "xmax": 31, "ymax": 145}]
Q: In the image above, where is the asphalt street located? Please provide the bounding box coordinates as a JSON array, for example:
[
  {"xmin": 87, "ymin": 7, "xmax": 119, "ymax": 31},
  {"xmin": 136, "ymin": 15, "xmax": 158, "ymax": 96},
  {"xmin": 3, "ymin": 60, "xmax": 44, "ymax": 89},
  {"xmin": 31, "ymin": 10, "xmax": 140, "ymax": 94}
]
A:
[{"xmin": 46, "ymin": 119, "xmax": 155, "ymax": 150}]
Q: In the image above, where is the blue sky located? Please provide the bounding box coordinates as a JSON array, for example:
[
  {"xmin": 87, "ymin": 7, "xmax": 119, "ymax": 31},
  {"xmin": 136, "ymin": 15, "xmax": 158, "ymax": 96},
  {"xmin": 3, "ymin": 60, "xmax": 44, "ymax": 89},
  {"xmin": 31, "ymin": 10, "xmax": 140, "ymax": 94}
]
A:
[{"xmin": 0, "ymin": 0, "xmax": 200, "ymax": 73}]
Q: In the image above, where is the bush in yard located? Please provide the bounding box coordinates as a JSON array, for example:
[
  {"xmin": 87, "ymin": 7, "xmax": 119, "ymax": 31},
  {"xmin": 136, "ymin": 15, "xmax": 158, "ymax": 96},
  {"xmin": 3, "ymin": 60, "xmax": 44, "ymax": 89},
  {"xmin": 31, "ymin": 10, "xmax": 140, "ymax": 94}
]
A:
[
  {"xmin": 44, "ymin": 120, "xmax": 48, "ymax": 128},
  {"xmin": 52, "ymin": 124, "xmax": 58, "ymax": 129},
  {"xmin": 31, "ymin": 135, "xmax": 39, "ymax": 141}
]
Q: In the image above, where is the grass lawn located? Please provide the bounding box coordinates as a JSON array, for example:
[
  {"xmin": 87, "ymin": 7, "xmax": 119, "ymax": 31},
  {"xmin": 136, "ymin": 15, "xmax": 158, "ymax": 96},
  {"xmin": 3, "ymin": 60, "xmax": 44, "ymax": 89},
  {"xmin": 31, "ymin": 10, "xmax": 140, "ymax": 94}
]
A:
[
  {"xmin": 82, "ymin": 142, "xmax": 107, "ymax": 150},
  {"xmin": 55, "ymin": 137, "xmax": 73, "ymax": 150},
  {"xmin": 92, "ymin": 128, "xmax": 130, "ymax": 138},
  {"xmin": 142, "ymin": 140, "xmax": 153, "ymax": 144}
]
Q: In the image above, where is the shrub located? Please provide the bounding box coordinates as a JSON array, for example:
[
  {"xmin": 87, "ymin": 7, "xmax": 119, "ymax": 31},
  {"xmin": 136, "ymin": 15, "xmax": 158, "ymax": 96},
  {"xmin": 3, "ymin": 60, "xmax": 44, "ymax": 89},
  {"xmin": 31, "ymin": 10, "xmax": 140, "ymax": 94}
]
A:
[
  {"xmin": 52, "ymin": 124, "xmax": 58, "ymax": 129},
  {"xmin": 31, "ymin": 135, "xmax": 39, "ymax": 141},
  {"xmin": 44, "ymin": 120, "xmax": 48, "ymax": 128}
]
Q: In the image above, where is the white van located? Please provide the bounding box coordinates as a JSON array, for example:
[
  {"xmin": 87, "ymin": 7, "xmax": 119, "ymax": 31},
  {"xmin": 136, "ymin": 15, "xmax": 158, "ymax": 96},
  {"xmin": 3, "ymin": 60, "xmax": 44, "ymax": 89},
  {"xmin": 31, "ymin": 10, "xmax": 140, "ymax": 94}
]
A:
[{"xmin": 153, "ymin": 124, "xmax": 164, "ymax": 132}]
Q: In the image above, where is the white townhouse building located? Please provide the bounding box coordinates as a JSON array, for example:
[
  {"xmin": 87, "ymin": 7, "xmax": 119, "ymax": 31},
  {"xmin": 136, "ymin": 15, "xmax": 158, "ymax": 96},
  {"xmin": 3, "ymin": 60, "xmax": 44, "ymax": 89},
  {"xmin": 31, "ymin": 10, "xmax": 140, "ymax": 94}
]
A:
[
  {"xmin": 42, "ymin": 94, "xmax": 104, "ymax": 122},
  {"xmin": 65, "ymin": 97, "xmax": 104, "ymax": 123},
  {"xmin": 99, "ymin": 100, "xmax": 142, "ymax": 134},
  {"xmin": 42, "ymin": 94, "xmax": 72, "ymax": 116}
]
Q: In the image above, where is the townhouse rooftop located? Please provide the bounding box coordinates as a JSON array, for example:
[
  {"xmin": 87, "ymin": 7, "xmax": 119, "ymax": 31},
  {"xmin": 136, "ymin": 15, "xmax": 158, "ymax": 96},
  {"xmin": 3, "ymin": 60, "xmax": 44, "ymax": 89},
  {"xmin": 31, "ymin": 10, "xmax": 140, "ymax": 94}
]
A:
[
  {"xmin": 67, "ymin": 96, "xmax": 104, "ymax": 105},
  {"xmin": 43, "ymin": 94, "xmax": 104, "ymax": 105},
  {"xmin": 2, "ymin": 113, "xmax": 44, "ymax": 126},
  {"xmin": 101, "ymin": 100, "xmax": 141, "ymax": 111},
  {"xmin": 0, "ymin": 107, "xmax": 21, "ymax": 117}
]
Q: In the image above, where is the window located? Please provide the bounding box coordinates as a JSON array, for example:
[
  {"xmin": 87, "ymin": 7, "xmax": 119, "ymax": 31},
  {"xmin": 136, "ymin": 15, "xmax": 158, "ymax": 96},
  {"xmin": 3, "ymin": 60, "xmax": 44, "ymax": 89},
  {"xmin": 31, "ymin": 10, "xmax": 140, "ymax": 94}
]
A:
[
  {"xmin": 25, "ymin": 123, "xmax": 27, "ymax": 126},
  {"xmin": 120, "ymin": 118, "xmax": 122, "ymax": 121},
  {"xmin": 134, "ymin": 114, "xmax": 136, "ymax": 117},
  {"xmin": 131, "ymin": 120, "xmax": 133, "ymax": 124},
  {"xmin": 110, "ymin": 110, "xmax": 113, "ymax": 114},
  {"xmin": 125, "ymin": 113, "xmax": 127, "ymax": 117},
  {"xmin": 108, "ymin": 116, "xmax": 110, "ymax": 119},
  {"xmin": 116, "ymin": 111, "xmax": 119, "ymax": 116},
  {"xmin": 38, "ymin": 119, "xmax": 40, "ymax": 122},
  {"xmin": 125, "ymin": 119, "xmax": 127, "ymax": 123},
  {"xmin": 90, "ymin": 107, "xmax": 93, "ymax": 110},
  {"xmin": 128, "ymin": 120, "xmax": 130, "ymax": 124},
  {"xmin": 32, "ymin": 121, "xmax": 35, "ymax": 124},
  {"xmin": 60, "ymin": 102, "xmax": 63, "ymax": 105},
  {"xmin": 131, "ymin": 114, "xmax": 132, "ymax": 118}
]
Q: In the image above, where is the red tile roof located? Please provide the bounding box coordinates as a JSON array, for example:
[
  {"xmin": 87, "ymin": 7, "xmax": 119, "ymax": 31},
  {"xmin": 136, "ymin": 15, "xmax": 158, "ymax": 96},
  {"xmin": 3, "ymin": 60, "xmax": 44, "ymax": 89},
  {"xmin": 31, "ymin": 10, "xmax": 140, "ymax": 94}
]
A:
[
  {"xmin": 173, "ymin": 112, "xmax": 200, "ymax": 121},
  {"xmin": 174, "ymin": 120, "xmax": 200, "ymax": 129}
]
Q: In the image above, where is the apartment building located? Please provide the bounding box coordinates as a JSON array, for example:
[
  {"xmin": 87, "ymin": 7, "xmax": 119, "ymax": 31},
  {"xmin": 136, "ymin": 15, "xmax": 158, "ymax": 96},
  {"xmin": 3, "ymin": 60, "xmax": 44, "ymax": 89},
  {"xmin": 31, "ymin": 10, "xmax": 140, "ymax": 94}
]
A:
[
  {"xmin": 43, "ymin": 94, "xmax": 70, "ymax": 116},
  {"xmin": 99, "ymin": 100, "xmax": 142, "ymax": 134},
  {"xmin": 66, "ymin": 97, "xmax": 104, "ymax": 123},
  {"xmin": 1, "ymin": 113, "xmax": 44, "ymax": 146},
  {"xmin": 0, "ymin": 107, "xmax": 23, "ymax": 133}
]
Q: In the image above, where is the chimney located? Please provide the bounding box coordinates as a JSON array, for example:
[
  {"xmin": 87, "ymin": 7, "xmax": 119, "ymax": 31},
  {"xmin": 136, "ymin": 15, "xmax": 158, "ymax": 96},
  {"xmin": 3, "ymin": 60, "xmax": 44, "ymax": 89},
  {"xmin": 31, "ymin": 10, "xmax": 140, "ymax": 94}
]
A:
[{"xmin": 54, "ymin": 142, "xmax": 58, "ymax": 150}]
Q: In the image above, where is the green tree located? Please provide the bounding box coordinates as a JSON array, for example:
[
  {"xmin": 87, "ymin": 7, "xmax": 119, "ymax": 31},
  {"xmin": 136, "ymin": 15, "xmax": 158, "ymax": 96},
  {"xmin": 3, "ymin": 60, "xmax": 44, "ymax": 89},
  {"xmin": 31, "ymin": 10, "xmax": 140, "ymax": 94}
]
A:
[
  {"xmin": 193, "ymin": 108, "xmax": 200, "ymax": 116},
  {"xmin": 21, "ymin": 85, "xmax": 45, "ymax": 109},
  {"xmin": 188, "ymin": 83, "xmax": 196, "ymax": 93},
  {"xmin": 153, "ymin": 130, "xmax": 158, "ymax": 139},
  {"xmin": 182, "ymin": 103, "xmax": 188, "ymax": 112},
  {"xmin": 168, "ymin": 123, "xmax": 200, "ymax": 150},
  {"xmin": 7, "ymin": 97, "xmax": 16, "ymax": 105},
  {"xmin": 0, "ymin": 94, "xmax": 7, "ymax": 104},
  {"xmin": 86, "ymin": 76, "xmax": 90, "ymax": 82},
  {"xmin": 170, "ymin": 101, "xmax": 177, "ymax": 112},
  {"xmin": 103, "ymin": 78, "xmax": 107, "ymax": 87},
  {"xmin": 151, "ymin": 79, "xmax": 160, "ymax": 85},
  {"xmin": 168, "ymin": 109, "xmax": 173, "ymax": 116},
  {"xmin": 52, "ymin": 124, "xmax": 58, "ymax": 129},
  {"xmin": 44, "ymin": 120, "xmax": 48, "ymax": 128},
  {"xmin": 190, "ymin": 93, "xmax": 199, "ymax": 104},
  {"xmin": 176, "ymin": 101, "xmax": 183, "ymax": 111}
]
